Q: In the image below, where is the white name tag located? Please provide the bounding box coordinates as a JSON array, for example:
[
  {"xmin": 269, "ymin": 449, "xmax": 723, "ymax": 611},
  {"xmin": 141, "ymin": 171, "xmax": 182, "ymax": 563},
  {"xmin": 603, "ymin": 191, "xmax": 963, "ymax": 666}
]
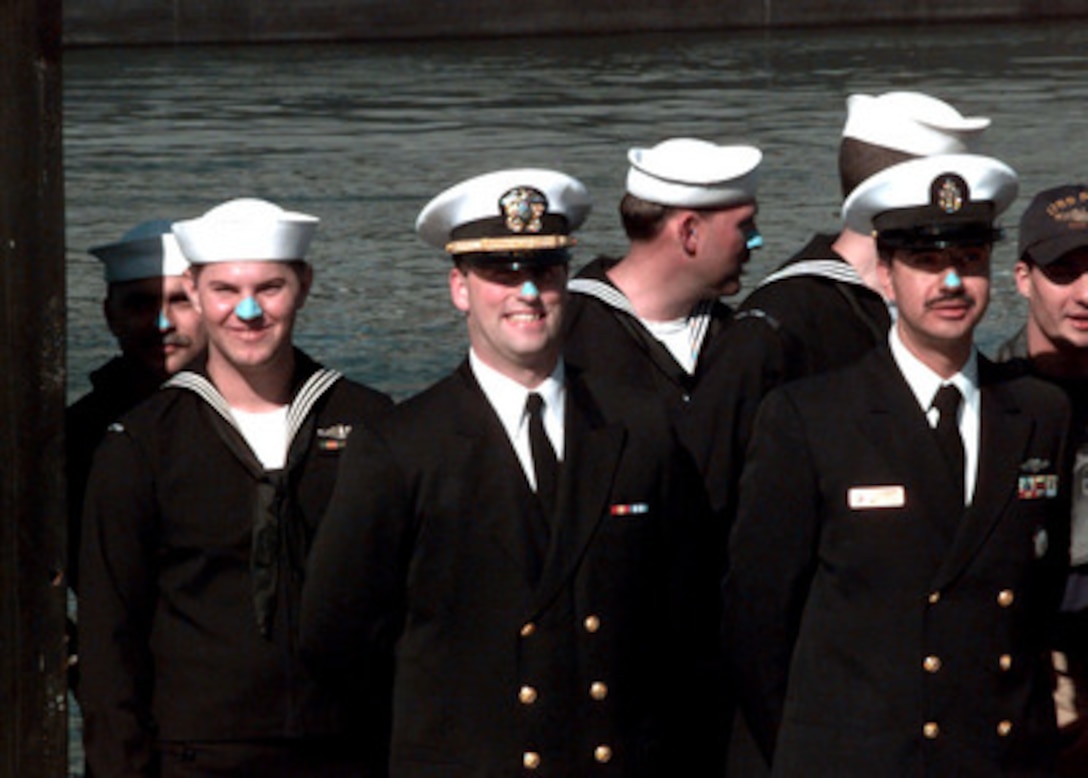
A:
[{"xmin": 848, "ymin": 485, "xmax": 906, "ymax": 510}]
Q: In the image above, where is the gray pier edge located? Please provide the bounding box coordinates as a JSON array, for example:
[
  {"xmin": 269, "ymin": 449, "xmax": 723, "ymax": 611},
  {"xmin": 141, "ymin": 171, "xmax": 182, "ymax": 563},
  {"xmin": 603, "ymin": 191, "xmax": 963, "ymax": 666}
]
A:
[{"xmin": 63, "ymin": 1, "xmax": 1088, "ymax": 47}]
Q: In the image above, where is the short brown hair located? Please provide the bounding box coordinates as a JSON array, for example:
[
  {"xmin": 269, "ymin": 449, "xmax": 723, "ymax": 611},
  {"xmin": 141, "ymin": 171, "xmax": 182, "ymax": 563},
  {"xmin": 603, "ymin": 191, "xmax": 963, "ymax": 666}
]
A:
[
  {"xmin": 839, "ymin": 137, "xmax": 915, "ymax": 200},
  {"xmin": 619, "ymin": 193, "xmax": 674, "ymax": 242}
]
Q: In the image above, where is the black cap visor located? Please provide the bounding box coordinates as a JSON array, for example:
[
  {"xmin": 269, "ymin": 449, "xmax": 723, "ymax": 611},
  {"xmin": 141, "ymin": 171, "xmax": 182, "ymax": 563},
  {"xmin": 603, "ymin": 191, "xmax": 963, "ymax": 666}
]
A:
[{"xmin": 456, "ymin": 249, "xmax": 571, "ymax": 270}]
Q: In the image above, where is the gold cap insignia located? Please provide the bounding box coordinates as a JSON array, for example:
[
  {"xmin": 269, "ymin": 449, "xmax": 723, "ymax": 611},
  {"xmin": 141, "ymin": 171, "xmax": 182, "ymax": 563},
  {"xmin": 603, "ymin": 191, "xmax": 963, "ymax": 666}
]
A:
[
  {"xmin": 932, "ymin": 174, "xmax": 967, "ymax": 214},
  {"xmin": 500, "ymin": 187, "xmax": 548, "ymax": 234}
]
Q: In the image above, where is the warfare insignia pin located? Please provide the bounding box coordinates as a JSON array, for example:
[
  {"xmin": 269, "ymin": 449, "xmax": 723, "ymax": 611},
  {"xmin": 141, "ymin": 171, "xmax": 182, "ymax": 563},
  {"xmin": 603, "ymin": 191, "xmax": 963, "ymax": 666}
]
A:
[
  {"xmin": 500, "ymin": 187, "xmax": 548, "ymax": 234},
  {"xmin": 317, "ymin": 423, "xmax": 353, "ymax": 452},
  {"xmin": 932, "ymin": 174, "xmax": 967, "ymax": 214},
  {"xmin": 1019, "ymin": 457, "xmax": 1051, "ymax": 474}
]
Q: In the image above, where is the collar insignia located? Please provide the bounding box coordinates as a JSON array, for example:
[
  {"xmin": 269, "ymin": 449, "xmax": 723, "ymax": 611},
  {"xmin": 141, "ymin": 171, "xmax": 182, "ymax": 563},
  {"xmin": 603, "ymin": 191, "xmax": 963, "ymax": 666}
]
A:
[{"xmin": 317, "ymin": 423, "xmax": 352, "ymax": 451}]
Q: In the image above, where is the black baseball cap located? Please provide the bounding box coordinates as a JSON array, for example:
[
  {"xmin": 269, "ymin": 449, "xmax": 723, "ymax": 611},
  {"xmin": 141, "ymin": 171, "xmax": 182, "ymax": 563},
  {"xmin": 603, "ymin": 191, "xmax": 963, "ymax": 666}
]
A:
[{"xmin": 1018, "ymin": 184, "xmax": 1088, "ymax": 266}]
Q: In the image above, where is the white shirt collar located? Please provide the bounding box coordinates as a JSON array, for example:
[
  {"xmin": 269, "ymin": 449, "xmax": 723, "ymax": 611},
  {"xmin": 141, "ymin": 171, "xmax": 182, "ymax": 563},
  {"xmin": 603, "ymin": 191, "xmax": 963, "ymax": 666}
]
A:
[
  {"xmin": 469, "ymin": 349, "xmax": 565, "ymax": 459},
  {"xmin": 888, "ymin": 326, "xmax": 979, "ymax": 413},
  {"xmin": 888, "ymin": 326, "xmax": 981, "ymax": 504}
]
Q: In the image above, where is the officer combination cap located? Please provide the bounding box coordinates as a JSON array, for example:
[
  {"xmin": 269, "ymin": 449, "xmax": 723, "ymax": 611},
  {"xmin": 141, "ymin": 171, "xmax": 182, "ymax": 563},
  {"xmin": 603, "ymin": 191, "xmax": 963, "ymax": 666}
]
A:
[
  {"xmin": 842, "ymin": 91, "xmax": 991, "ymax": 156},
  {"xmin": 626, "ymin": 138, "xmax": 762, "ymax": 209},
  {"xmin": 842, "ymin": 153, "xmax": 1018, "ymax": 249},
  {"xmin": 1018, "ymin": 183, "xmax": 1088, "ymax": 267},
  {"xmin": 172, "ymin": 197, "xmax": 319, "ymax": 265},
  {"xmin": 416, "ymin": 168, "xmax": 591, "ymax": 266},
  {"xmin": 90, "ymin": 219, "xmax": 190, "ymax": 284}
]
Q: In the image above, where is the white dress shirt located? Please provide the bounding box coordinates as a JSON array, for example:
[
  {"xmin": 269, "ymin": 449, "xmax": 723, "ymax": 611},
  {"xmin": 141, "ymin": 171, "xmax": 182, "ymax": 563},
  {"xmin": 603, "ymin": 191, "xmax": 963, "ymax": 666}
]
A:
[
  {"xmin": 888, "ymin": 327, "xmax": 980, "ymax": 504},
  {"xmin": 469, "ymin": 349, "xmax": 565, "ymax": 491}
]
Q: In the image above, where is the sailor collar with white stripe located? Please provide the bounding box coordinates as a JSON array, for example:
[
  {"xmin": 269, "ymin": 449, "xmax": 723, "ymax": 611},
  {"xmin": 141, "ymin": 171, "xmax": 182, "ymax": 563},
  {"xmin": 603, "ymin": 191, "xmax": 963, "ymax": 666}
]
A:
[
  {"xmin": 756, "ymin": 258, "xmax": 868, "ymax": 290},
  {"xmin": 568, "ymin": 275, "xmax": 715, "ymax": 368},
  {"xmin": 166, "ymin": 366, "xmax": 342, "ymax": 454}
]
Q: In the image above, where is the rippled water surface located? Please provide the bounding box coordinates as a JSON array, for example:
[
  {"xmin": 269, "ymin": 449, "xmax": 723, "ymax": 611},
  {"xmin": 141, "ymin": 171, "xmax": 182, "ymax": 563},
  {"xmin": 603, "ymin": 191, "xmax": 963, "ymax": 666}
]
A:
[{"xmin": 66, "ymin": 21, "xmax": 1088, "ymax": 402}]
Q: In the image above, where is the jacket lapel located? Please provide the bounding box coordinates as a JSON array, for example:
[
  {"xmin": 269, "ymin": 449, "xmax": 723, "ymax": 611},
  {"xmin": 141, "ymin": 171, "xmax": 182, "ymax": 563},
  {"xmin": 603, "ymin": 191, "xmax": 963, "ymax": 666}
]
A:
[
  {"xmin": 932, "ymin": 360, "xmax": 1032, "ymax": 590},
  {"xmin": 861, "ymin": 349, "xmax": 963, "ymax": 547},
  {"xmin": 449, "ymin": 363, "xmax": 543, "ymax": 585},
  {"xmin": 533, "ymin": 367, "xmax": 626, "ymax": 609}
]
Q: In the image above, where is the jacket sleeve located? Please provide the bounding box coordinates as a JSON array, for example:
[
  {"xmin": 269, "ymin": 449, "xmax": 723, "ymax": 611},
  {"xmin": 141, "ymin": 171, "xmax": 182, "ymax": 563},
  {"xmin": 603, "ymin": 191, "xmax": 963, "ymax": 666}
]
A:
[
  {"xmin": 683, "ymin": 314, "xmax": 787, "ymax": 520},
  {"xmin": 722, "ymin": 386, "xmax": 821, "ymax": 764},
  {"xmin": 658, "ymin": 434, "xmax": 732, "ymax": 775},
  {"xmin": 78, "ymin": 425, "xmax": 160, "ymax": 777},
  {"xmin": 299, "ymin": 423, "xmax": 408, "ymax": 699}
]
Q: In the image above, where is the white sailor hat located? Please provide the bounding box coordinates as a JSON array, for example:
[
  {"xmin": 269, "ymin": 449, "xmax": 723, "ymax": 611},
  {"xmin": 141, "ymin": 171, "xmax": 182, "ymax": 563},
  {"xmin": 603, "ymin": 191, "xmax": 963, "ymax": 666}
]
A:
[
  {"xmin": 89, "ymin": 220, "xmax": 190, "ymax": 284},
  {"xmin": 842, "ymin": 153, "xmax": 1018, "ymax": 249},
  {"xmin": 172, "ymin": 198, "xmax": 318, "ymax": 265},
  {"xmin": 625, "ymin": 138, "xmax": 761, "ymax": 209},
  {"xmin": 416, "ymin": 168, "xmax": 591, "ymax": 265},
  {"xmin": 842, "ymin": 91, "xmax": 990, "ymax": 156}
]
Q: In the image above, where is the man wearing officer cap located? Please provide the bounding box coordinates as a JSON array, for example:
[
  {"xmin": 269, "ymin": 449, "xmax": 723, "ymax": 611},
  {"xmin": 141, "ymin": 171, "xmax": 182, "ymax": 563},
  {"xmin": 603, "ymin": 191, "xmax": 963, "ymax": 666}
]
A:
[
  {"xmin": 689, "ymin": 92, "xmax": 992, "ymax": 527},
  {"xmin": 725, "ymin": 153, "xmax": 1072, "ymax": 775},
  {"xmin": 79, "ymin": 198, "xmax": 393, "ymax": 776},
  {"xmin": 997, "ymin": 184, "xmax": 1088, "ymax": 775},
  {"xmin": 301, "ymin": 169, "xmax": 722, "ymax": 776}
]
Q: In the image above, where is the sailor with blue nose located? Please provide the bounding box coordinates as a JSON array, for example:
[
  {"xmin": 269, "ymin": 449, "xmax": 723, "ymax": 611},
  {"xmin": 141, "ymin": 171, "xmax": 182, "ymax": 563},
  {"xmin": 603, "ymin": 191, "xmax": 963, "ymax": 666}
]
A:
[{"xmin": 78, "ymin": 196, "xmax": 394, "ymax": 777}]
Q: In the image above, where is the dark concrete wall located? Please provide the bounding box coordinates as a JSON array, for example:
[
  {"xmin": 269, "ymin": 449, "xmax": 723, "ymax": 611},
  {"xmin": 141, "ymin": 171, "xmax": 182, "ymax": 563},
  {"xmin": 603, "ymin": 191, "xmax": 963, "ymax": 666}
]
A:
[{"xmin": 62, "ymin": 0, "xmax": 1086, "ymax": 46}]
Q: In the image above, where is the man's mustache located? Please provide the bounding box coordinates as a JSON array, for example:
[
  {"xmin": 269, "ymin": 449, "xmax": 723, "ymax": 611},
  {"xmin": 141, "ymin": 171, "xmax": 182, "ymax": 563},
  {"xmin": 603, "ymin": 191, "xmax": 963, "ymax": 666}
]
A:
[
  {"xmin": 161, "ymin": 333, "xmax": 194, "ymax": 347},
  {"xmin": 925, "ymin": 291, "xmax": 976, "ymax": 309}
]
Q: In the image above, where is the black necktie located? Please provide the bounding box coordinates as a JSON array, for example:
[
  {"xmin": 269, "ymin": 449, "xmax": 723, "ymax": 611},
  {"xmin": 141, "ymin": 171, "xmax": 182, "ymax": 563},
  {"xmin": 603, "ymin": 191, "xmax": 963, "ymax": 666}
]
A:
[
  {"xmin": 526, "ymin": 392, "xmax": 558, "ymax": 519},
  {"xmin": 932, "ymin": 384, "xmax": 965, "ymax": 502}
]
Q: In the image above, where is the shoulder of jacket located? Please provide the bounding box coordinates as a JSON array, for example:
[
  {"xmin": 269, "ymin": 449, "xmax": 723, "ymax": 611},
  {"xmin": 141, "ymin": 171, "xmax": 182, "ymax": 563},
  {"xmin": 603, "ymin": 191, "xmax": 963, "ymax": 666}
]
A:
[
  {"xmin": 103, "ymin": 386, "xmax": 192, "ymax": 436},
  {"xmin": 326, "ymin": 377, "xmax": 395, "ymax": 414}
]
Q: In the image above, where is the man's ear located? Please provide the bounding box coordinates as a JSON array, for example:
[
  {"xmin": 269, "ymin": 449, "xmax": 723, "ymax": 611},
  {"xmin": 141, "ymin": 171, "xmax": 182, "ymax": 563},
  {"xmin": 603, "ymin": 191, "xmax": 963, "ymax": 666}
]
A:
[
  {"xmin": 294, "ymin": 262, "xmax": 315, "ymax": 310},
  {"xmin": 183, "ymin": 269, "xmax": 202, "ymax": 315},
  {"xmin": 677, "ymin": 212, "xmax": 699, "ymax": 255},
  {"xmin": 103, "ymin": 295, "xmax": 120, "ymax": 337},
  {"xmin": 449, "ymin": 265, "xmax": 470, "ymax": 313},
  {"xmin": 876, "ymin": 255, "xmax": 896, "ymax": 303},
  {"xmin": 1013, "ymin": 260, "xmax": 1033, "ymax": 301}
]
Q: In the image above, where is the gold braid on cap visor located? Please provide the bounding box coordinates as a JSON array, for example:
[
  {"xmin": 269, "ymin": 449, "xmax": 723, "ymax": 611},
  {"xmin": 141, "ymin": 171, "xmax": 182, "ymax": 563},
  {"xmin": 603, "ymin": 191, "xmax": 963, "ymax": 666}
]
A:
[{"xmin": 445, "ymin": 234, "xmax": 577, "ymax": 255}]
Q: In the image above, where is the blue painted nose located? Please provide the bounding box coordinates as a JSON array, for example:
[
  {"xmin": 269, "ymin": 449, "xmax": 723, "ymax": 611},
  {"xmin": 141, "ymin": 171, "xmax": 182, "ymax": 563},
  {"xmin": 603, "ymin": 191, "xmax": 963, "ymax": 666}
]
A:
[
  {"xmin": 520, "ymin": 280, "xmax": 540, "ymax": 298},
  {"xmin": 234, "ymin": 296, "xmax": 263, "ymax": 320},
  {"xmin": 157, "ymin": 311, "xmax": 171, "ymax": 331},
  {"xmin": 745, "ymin": 229, "xmax": 763, "ymax": 251}
]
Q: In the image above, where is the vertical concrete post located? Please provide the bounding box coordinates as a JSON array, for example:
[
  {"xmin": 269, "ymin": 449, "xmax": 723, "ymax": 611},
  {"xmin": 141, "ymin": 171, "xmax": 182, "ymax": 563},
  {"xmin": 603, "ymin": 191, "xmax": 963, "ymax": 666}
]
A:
[{"xmin": 0, "ymin": 0, "xmax": 69, "ymax": 775}]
